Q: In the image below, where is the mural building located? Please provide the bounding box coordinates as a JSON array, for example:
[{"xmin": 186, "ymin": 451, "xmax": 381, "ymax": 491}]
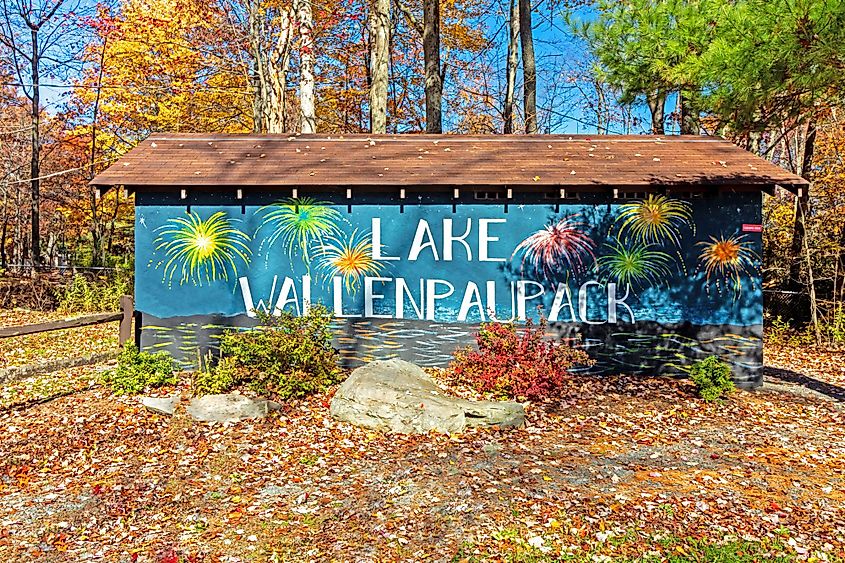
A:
[{"xmin": 134, "ymin": 191, "xmax": 764, "ymax": 386}]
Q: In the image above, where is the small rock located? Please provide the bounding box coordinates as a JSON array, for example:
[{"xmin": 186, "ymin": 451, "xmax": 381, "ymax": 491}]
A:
[
  {"xmin": 186, "ymin": 394, "xmax": 281, "ymax": 423},
  {"xmin": 141, "ymin": 394, "xmax": 180, "ymax": 416}
]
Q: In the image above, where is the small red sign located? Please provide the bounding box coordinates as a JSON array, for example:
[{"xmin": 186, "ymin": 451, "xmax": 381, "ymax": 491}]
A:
[{"xmin": 742, "ymin": 223, "xmax": 763, "ymax": 233}]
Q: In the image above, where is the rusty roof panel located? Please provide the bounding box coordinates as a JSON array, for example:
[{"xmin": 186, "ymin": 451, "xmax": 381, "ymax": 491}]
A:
[{"xmin": 90, "ymin": 133, "xmax": 808, "ymax": 190}]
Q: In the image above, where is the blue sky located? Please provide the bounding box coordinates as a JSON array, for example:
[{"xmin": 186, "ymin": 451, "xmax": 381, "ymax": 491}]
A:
[{"xmin": 28, "ymin": 0, "xmax": 666, "ymax": 135}]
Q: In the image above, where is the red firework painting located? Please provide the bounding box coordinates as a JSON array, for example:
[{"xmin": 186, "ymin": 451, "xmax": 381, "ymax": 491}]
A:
[{"xmin": 512, "ymin": 214, "xmax": 597, "ymax": 278}]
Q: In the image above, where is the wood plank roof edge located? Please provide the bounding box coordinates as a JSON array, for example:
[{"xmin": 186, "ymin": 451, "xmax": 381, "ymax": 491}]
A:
[{"xmin": 90, "ymin": 133, "xmax": 809, "ymax": 190}]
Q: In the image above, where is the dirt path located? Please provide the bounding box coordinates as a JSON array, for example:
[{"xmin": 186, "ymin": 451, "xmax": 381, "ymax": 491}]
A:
[{"xmin": 0, "ymin": 347, "xmax": 843, "ymax": 562}]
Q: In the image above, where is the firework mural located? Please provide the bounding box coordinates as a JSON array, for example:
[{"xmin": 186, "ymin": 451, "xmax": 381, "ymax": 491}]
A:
[
  {"xmin": 696, "ymin": 234, "xmax": 759, "ymax": 295},
  {"xmin": 615, "ymin": 194, "xmax": 693, "ymax": 246},
  {"xmin": 317, "ymin": 229, "xmax": 385, "ymax": 292},
  {"xmin": 597, "ymin": 240, "xmax": 674, "ymax": 288},
  {"xmin": 256, "ymin": 197, "xmax": 342, "ymax": 261},
  {"xmin": 511, "ymin": 214, "xmax": 596, "ymax": 279},
  {"xmin": 154, "ymin": 211, "xmax": 251, "ymax": 287}
]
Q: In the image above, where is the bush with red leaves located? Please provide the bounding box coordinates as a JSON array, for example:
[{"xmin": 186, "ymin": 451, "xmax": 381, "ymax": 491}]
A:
[{"xmin": 448, "ymin": 318, "xmax": 594, "ymax": 402}]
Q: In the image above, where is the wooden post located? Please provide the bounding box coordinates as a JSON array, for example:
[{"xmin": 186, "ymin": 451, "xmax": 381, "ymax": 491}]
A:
[{"xmin": 119, "ymin": 295, "xmax": 134, "ymax": 346}]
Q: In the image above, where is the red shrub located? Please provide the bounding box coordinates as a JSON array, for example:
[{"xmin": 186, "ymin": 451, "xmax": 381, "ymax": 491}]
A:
[{"xmin": 448, "ymin": 318, "xmax": 594, "ymax": 401}]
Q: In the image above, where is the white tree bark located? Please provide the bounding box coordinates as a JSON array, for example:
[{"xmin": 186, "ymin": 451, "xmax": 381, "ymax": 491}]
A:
[
  {"xmin": 503, "ymin": 0, "xmax": 519, "ymax": 134},
  {"xmin": 246, "ymin": 0, "xmax": 293, "ymax": 133},
  {"xmin": 295, "ymin": 0, "xmax": 316, "ymax": 133},
  {"xmin": 369, "ymin": 0, "xmax": 390, "ymax": 133}
]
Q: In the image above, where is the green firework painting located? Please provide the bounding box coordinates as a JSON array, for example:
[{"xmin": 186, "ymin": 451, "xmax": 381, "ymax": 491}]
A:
[
  {"xmin": 317, "ymin": 229, "xmax": 385, "ymax": 293},
  {"xmin": 615, "ymin": 194, "xmax": 693, "ymax": 246},
  {"xmin": 154, "ymin": 211, "xmax": 251, "ymax": 287},
  {"xmin": 696, "ymin": 234, "xmax": 759, "ymax": 295},
  {"xmin": 597, "ymin": 240, "xmax": 674, "ymax": 288},
  {"xmin": 257, "ymin": 197, "xmax": 342, "ymax": 261}
]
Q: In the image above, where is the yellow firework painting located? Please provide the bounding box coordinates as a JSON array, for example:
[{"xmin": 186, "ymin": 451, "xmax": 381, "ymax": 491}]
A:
[
  {"xmin": 317, "ymin": 230, "xmax": 385, "ymax": 293},
  {"xmin": 615, "ymin": 194, "xmax": 693, "ymax": 246},
  {"xmin": 154, "ymin": 211, "xmax": 251, "ymax": 286},
  {"xmin": 697, "ymin": 234, "xmax": 759, "ymax": 294}
]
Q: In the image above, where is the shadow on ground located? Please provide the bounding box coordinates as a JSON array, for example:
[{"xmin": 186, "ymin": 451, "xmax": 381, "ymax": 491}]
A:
[{"xmin": 764, "ymin": 366, "xmax": 845, "ymax": 402}]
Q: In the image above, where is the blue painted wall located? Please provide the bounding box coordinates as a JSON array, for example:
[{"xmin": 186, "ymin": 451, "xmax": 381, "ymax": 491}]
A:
[{"xmin": 134, "ymin": 190, "xmax": 764, "ymax": 385}]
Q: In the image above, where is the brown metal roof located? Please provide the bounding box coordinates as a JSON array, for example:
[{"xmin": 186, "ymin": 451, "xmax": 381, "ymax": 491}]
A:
[{"xmin": 90, "ymin": 133, "xmax": 808, "ymax": 191}]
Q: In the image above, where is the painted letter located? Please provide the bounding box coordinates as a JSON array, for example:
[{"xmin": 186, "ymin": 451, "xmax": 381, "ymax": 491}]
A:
[
  {"xmin": 425, "ymin": 279, "xmax": 454, "ymax": 321},
  {"xmin": 239, "ymin": 275, "xmax": 277, "ymax": 318},
  {"xmin": 607, "ymin": 282, "xmax": 635, "ymax": 323},
  {"xmin": 333, "ymin": 276, "xmax": 361, "ymax": 318},
  {"xmin": 478, "ymin": 218, "xmax": 507, "ymax": 262},
  {"xmin": 548, "ymin": 282, "xmax": 576, "ymax": 322},
  {"xmin": 486, "ymin": 280, "xmax": 516, "ymax": 322},
  {"xmin": 443, "ymin": 218, "xmax": 472, "ymax": 261},
  {"xmin": 302, "ymin": 275, "xmax": 311, "ymax": 314},
  {"xmin": 578, "ymin": 281, "xmax": 605, "ymax": 325},
  {"xmin": 395, "ymin": 278, "xmax": 425, "ymax": 319},
  {"xmin": 371, "ymin": 218, "xmax": 399, "ymax": 261},
  {"xmin": 409, "ymin": 219, "xmax": 439, "ymax": 261},
  {"xmin": 364, "ymin": 276, "xmax": 392, "ymax": 318},
  {"xmin": 516, "ymin": 280, "xmax": 545, "ymax": 321},
  {"xmin": 274, "ymin": 277, "xmax": 301, "ymax": 315},
  {"xmin": 457, "ymin": 282, "xmax": 485, "ymax": 321}
]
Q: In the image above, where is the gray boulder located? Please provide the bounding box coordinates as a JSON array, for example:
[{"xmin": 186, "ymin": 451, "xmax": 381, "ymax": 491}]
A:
[
  {"xmin": 186, "ymin": 394, "xmax": 281, "ymax": 423},
  {"xmin": 330, "ymin": 358, "xmax": 525, "ymax": 434},
  {"xmin": 141, "ymin": 394, "xmax": 181, "ymax": 416}
]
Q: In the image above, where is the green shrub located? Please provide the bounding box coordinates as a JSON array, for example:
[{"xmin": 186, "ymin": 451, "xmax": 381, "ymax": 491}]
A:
[
  {"xmin": 766, "ymin": 315, "xmax": 792, "ymax": 345},
  {"xmin": 59, "ymin": 273, "xmax": 132, "ymax": 313},
  {"xmin": 213, "ymin": 305, "xmax": 342, "ymax": 400},
  {"xmin": 193, "ymin": 355, "xmax": 239, "ymax": 395},
  {"xmin": 103, "ymin": 344, "xmax": 177, "ymax": 395},
  {"xmin": 689, "ymin": 356, "xmax": 735, "ymax": 401}
]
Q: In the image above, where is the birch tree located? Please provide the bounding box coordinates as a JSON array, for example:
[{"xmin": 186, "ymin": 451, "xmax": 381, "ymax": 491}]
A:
[
  {"xmin": 295, "ymin": 0, "xmax": 316, "ymax": 133},
  {"xmin": 369, "ymin": 0, "xmax": 390, "ymax": 133},
  {"xmin": 246, "ymin": 0, "xmax": 295, "ymax": 133}
]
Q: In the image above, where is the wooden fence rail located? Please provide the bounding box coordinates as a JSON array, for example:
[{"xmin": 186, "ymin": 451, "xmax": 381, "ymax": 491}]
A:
[{"xmin": 0, "ymin": 295, "xmax": 134, "ymax": 345}]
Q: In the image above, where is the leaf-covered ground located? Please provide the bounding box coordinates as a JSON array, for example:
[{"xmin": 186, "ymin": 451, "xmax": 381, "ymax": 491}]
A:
[
  {"xmin": 0, "ymin": 310, "xmax": 119, "ymax": 369},
  {"xmin": 0, "ymin": 345, "xmax": 843, "ymax": 562}
]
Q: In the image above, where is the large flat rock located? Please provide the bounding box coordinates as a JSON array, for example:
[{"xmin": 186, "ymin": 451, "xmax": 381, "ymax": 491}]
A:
[{"xmin": 330, "ymin": 359, "xmax": 525, "ymax": 434}]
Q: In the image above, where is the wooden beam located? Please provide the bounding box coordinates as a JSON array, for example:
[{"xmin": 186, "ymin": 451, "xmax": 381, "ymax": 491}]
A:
[
  {"xmin": 0, "ymin": 312, "xmax": 123, "ymax": 339},
  {"xmin": 119, "ymin": 295, "xmax": 134, "ymax": 346}
]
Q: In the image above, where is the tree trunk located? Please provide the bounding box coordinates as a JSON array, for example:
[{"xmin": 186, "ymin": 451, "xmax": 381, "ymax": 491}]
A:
[
  {"xmin": 787, "ymin": 120, "xmax": 816, "ymax": 290},
  {"xmin": 503, "ymin": 0, "xmax": 519, "ymax": 134},
  {"xmin": 646, "ymin": 91, "xmax": 665, "ymax": 134},
  {"xmin": 518, "ymin": 0, "xmax": 536, "ymax": 134},
  {"xmin": 251, "ymin": 58, "xmax": 263, "ymax": 133},
  {"xmin": 369, "ymin": 0, "xmax": 390, "ymax": 133},
  {"xmin": 296, "ymin": 0, "xmax": 316, "ymax": 133},
  {"xmin": 1, "ymin": 188, "xmax": 8, "ymax": 269},
  {"xmin": 679, "ymin": 90, "xmax": 698, "ymax": 135},
  {"xmin": 29, "ymin": 27, "xmax": 41, "ymax": 267},
  {"xmin": 595, "ymin": 81, "xmax": 607, "ymax": 134},
  {"xmin": 423, "ymin": 0, "xmax": 441, "ymax": 133},
  {"xmin": 247, "ymin": 1, "xmax": 267, "ymax": 133},
  {"xmin": 267, "ymin": 9, "xmax": 294, "ymax": 133},
  {"xmin": 89, "ymin": 37, "xmax": 107, "ymax": 267}
]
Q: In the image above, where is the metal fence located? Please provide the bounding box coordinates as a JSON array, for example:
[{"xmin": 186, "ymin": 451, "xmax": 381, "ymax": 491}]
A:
[{"xmin": 764, "ymin": 289, "xmax": 811, "ymax": 324}]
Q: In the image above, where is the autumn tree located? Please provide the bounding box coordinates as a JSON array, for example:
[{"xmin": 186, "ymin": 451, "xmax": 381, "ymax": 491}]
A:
[{"xmin": 0, "ymin": 0, "xmax": 88, "ymax": 266}]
